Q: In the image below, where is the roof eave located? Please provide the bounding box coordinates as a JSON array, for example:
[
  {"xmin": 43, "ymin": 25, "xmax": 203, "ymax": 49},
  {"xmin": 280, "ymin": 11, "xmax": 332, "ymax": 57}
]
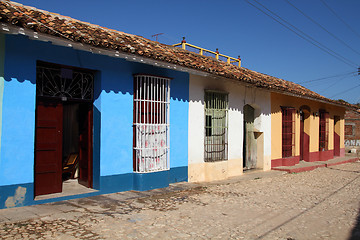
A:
[{"xmin": 0, "ymin": 23, "xmax": 353, "ymax": 110}]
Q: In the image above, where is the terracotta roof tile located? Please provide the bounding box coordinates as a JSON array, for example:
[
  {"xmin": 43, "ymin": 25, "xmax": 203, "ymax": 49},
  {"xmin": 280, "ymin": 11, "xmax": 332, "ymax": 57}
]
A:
[{"xmin": 0, "ymin": 1, "xmax": 355, "ymax": 109}]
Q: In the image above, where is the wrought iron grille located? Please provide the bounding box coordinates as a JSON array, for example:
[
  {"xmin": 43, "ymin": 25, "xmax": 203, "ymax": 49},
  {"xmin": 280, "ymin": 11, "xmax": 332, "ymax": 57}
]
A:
[
  {"xmin": 133, "ymin": 75, "xmax": 170, "ymax": 173},
  {"xmin": 36, "ymin": 64, "xmax": 94, "ymax": 101},
  {"xmin": 204, "ymin": 91, "xmax": 228, "ymax": 162},
  {"xmin": 319, "ymin": 111, "xmax": 329, "ymax": 151},
  {"xmin": 282, "ymin": 107, "xmax": 295, "ymax": 158}
]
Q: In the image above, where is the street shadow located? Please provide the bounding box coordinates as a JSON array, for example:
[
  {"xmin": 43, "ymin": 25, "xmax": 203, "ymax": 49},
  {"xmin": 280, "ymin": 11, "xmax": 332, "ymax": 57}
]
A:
[{"xmin": 349, "ymin": 206, "xmax": 360, "ymax": 240}]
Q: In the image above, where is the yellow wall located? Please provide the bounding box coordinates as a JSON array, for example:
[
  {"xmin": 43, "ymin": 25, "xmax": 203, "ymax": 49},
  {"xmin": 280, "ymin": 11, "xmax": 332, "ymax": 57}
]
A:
[
  {"xmin": 271, "ymin": 92, "xmax": 346, "ymax": 160},
  {"xmin": 331, "ymin": 109, "xmax": 345, "ymax": 148}
]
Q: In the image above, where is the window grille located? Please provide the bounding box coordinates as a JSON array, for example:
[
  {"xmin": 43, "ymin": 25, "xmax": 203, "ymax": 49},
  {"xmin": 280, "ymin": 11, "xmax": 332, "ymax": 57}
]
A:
[
  {"xmin": 319, "ymin": 110, "xmax": 329, "ymax": 151},
  {"xmin": 36, "ymin": 63, "xmax": 94, "ymax": 101},
  {"xmin": 204, "ymin": 91, "xmax": 228, "ymax": 162},
  {"xmin": 133, "ymin": 75, "xmax": 170, "ymax": 173},
  {"xmin": 282, "ymin": 107, "xmax": 295, "ymax": 158}
]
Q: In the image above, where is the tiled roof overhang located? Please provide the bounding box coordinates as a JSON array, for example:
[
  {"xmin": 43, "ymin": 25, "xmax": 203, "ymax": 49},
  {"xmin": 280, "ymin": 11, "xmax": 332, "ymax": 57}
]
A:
[{"xmin": 0, "ymin": 1, "xmax": 356, "ymax": 109}]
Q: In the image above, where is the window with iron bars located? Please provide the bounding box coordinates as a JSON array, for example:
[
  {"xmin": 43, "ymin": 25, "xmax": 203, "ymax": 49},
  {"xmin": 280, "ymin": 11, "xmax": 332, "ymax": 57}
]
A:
[
  {"xmin": 282, "ymin": 107, "xmax": 295, "ymax": 158},
  {"xmin": 133, "ymin": 75, "xmax": 170, "ymax": 173},
  {"xmin": 204, "ymin": 91, "xmax": 228, "ymax": 162},
  {"xmin": 319, "ymin": 110, "xmax": 329, "ymax": 151}
]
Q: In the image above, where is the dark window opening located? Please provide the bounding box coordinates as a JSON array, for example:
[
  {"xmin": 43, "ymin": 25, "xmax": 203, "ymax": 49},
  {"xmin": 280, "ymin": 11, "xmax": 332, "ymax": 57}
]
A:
[{"xmin": 205, "ymin": 115, "xmax": 212, "ymax": 137}]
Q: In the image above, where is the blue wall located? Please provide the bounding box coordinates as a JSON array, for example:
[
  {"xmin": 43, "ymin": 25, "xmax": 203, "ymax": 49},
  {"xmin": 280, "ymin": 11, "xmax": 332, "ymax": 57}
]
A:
[{"xmin": 0, "ymin": 34, "xmax": 189, "ymax": 208}]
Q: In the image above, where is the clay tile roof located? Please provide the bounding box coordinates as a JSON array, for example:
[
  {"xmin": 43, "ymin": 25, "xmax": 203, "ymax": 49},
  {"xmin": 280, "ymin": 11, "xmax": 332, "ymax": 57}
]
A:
[{"xmin": 0, "ymin": 1, "xmax": 355, "ymax": 109}]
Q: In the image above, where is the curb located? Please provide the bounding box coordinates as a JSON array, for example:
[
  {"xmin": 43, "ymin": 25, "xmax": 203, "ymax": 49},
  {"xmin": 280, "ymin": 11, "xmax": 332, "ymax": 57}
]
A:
[
  {"xmin": 271, "ymin": 158, "xmax": 359, "ymax": 174},
  {"xmin": 325, "ymin": 158, "xmax": 358, "ymax": 167}
]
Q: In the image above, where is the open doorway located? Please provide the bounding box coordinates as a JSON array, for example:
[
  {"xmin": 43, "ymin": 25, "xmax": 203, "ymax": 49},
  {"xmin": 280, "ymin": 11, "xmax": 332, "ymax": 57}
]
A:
[
  {"xmin": 62, "ymin": 102, "xmax": 93, "ymax": 187},
  {"xmin": 34, "ymin": 62, "xmax": 94, "ymax": 197},
  {"xmin": 243, "ymin": 104, "xmax": 257, "ymax": 170}
]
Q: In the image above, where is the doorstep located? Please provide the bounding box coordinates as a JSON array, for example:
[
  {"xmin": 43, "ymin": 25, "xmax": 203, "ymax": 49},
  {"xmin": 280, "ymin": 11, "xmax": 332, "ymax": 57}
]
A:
[{"xmin": 271, "ymin": 156, "xmax": 359, "ymax": 173}]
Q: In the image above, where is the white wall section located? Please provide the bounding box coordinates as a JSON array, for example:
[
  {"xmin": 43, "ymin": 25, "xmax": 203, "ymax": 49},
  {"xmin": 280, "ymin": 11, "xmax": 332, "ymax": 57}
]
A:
[{"xmin": 188, "ymin": 74, "xmax": 271, "ymax": 182}]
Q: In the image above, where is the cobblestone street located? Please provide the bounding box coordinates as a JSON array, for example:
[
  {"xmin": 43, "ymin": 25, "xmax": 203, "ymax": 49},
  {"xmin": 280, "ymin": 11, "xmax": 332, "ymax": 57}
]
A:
[{"xmin": 1, "ymin": 162, "xmax": 360, "ymax": 240}]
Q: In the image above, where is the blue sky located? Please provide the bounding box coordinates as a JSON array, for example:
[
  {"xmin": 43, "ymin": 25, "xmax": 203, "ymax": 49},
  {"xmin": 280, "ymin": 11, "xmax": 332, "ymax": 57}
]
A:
[{"xmin": 14, "ymin": 0, "xmax": 360, "ymax": 103}]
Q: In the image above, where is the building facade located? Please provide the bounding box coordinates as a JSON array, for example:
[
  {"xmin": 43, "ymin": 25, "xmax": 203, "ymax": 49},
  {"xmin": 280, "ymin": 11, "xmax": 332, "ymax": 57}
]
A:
[
  {"xmin": 188, "ymin": 74, "xmax": 271, "ymax": 182},
  {"xmin": 0, "ymin": 1, "xmax": 352, "ymax": 209},
  {"xmin": 271, "ymin": 93, "xmax": 345, "ymax": 168},
  {"xmin": 0, "ymin": 33, "xmax": 189, "ymax": 208}
]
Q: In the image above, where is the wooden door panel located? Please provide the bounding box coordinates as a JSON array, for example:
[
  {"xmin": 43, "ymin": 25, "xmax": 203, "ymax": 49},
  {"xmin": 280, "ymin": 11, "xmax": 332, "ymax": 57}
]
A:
[
  {"xmin": 78, "ymin": 104, "xmax": 93, "ymax": 188},
  {"xmin": 36, "ymin": 127, "xmax": 58, "ymax": 143},
  {"xmin": 35, "ymin": 172, "xmax": 59, "ymax": 194},
  {"xmin": 35, "ymin": 101, "xmax": 63, "ymax": 196},
  {"xmin": 35, "ymin": 151, "xmax": 57, "ymax": 166}
]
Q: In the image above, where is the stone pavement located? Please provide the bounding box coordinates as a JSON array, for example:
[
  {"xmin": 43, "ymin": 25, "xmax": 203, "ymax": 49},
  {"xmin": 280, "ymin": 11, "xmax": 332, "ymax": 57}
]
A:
[
  {"xmin": 0, "ymin": 161, "xmax": 359, "ymax": 239},
  {"xmin": 0, "ymin": 170, "xmax": 285, "ymax": 224}
]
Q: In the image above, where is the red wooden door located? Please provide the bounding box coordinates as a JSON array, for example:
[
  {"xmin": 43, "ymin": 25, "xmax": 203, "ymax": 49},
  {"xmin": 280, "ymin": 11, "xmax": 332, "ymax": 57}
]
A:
[
  {"xmin": 34, "ymin": 100, "xmax": 63, "ymax": 196},
  {"xmin": 78, "ymin": 104, "xmax": 93, "ymax": 188}
]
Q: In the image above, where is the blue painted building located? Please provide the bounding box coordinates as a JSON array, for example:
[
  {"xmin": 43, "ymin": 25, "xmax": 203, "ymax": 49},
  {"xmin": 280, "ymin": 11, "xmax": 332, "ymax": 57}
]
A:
[{"xmin": 0, "ymin": 32, "xmax": 189, "ymax": 209}]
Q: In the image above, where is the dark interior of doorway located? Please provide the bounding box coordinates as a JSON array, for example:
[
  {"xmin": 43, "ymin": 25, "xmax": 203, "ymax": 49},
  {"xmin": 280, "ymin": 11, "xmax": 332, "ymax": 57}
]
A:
[{"xmin": 62, "ymin": 102, "xmax": 88, "ymax": 182}]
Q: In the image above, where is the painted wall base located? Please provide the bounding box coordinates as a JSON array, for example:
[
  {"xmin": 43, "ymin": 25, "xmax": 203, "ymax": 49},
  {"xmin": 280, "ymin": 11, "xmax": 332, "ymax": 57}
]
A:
[
  {"xmin": 133, "ymin": 171, "xmax": 169, "ymax": 191},
  {"xmin": 188, "ymin": 158, "xmax": 267, "ymax": 182},
  {"xmin": 188, "ymin": 159, "xmax": 242, "ymax": 182},
  {"xmin": 272, "ymin": 148, "xmax": 346, "ymax": 168},
  {"xmin": 189, "ymin": 156, "xmax": 272, "ymax": 183},
  {"xmin": 271, "ymin": 156, "xmax": 300, "ymax": 168},
  {"xmin": 340, "ymin": 148, "xmax": 345, "ymax": 157},
  {"xmin": 0, "ymin": 183, "xmax": 33, "ymax": 209},
  {"xmin": 309, "ymin": 150, "xmax": 334, "ymax": 162},
  {"xmin": 262, "ymin": 155, "xmax": 272, "ymax": 171},
  {"xmin": 100, "ymin": 173, "xmax": 133, "ymax": 194},
  {"xmin": 319, "ymin": 150, "xmax": 333, "ymax": 161},
  {"xmin": 0, "ymin": 166, "xmax": 188, "ymax": 209},
  {"xmin": 169, "ymin": 166, "xmax": 188, "ymax": 183}
]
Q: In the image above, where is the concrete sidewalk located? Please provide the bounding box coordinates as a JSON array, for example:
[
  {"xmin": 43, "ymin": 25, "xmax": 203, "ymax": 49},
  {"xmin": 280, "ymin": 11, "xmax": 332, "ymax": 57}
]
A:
[{"xmin": 271, "ymin": 156, "xmax": 359, "ymax": 173}]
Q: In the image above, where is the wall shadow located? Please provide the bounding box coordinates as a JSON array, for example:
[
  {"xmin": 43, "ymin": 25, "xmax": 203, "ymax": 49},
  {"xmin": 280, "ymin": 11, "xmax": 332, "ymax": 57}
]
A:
[{"xmin": 349, "ymin": 205, "xmax": 360, "ymax": 240}]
